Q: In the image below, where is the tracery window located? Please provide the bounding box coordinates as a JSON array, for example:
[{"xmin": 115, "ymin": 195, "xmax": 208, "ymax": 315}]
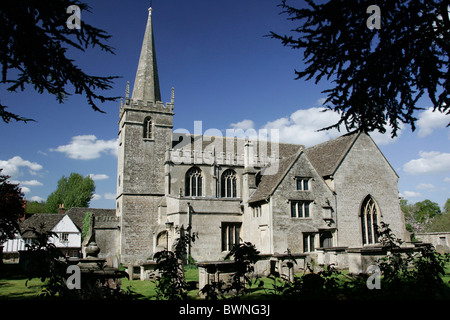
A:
[
  {"xmin": 221, "ymin": 169, "xmax": 237, "ymax": 198},
  {"xmin": 185, "ymin": 167, "xmax": 202, "ymax": 197},
  {"xmin": 361, "ymin": 196, "xmax": 379, "ymax": 245}
]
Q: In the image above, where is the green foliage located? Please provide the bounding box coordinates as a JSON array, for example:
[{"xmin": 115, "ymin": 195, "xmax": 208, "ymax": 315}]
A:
[
  {"xmin": 269, "ymin": 0, "xmax": 449, "ymax": 137},
  {"xmin": 414, "ymin": 199, "xmax": 441, "ymax": 223},
  {"xmin": 263, "ymin": 223, "xmax": 450, "ymax": 300},
  {"xmin": 25, "ymin": 200, "xmax": 47, "ymax": 214},
  {"xmin": 22, "ymin": 223, "xmax": 69, "ymax": 298},
  {"xmin": 46, "ymin": 172, "xmax": 95, "ymax": 213},
  {"xmin": 81, "ymin": 211, "xmax": 91, "ymax": 241},
  {"xmin": 201, "ymin": 242, "xmax": 261, "ymax": 300},
  {"xmin": 0, "ymin": 169, "xmax": 26, "ymax": 244},
  {"xmin": 153, "ymin": 226, "xmax": 198, "ymax": 300},
  {"xmin": 0, "ymin": 0, "xmax": 119, "ymax": 124}
]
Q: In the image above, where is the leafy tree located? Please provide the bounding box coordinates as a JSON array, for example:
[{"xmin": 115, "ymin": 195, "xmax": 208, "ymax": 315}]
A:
[
  {"xmin": 0, "ymin": 0, "xmax": 119, "ymax": 124},
  {"xmin": 46, "ymin": 173, "xmax": 95, "ymax": 213},
  {"xmin": 0, "ymin": 169, "xmax": 26, "ymax": 245},
  {"xmin": 414, "ymin": 199, "xmax": 441, "ymax": 223},
  {"xmin": 269, "ymin": 0, "xmax": 449, "ymax": 137},
  {"xmin": 25, "ymin": 200, "xmax": 47, "ymax": 214}
]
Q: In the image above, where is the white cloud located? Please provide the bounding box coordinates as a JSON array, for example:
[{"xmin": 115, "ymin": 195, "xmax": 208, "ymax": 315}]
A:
[
  {"xmin": 416, "ymin": 107, "xmax": 450, "ymax": 137},
  {"xmin": 230, "ymin": 120, "xmax": 255, "ymax": 131},
  {"xmin": 104, "ymin": 193, "xmax": 116, "ymax": 200},
  {"xmin": 50, "ymin": 135, "xmax": 118, "ymax": 160},
  {"xmin": 0, "ymin": 156, "xmax": 43, "ymax": 178},
  {"xmin": 402, "ymin": 191, "xmax": 422, "ymax": 198},
  {"xmin": 29, "ymin": 196, "xmax": 45, "ymax": 202},
  {"xmin": 88, "ymin": 174, "xmax": 109, "ymax": 181},
  {"xmin": 416, "ymin": 183, "xmax": 435, "ymax": 190},
  {"xmin": 230, "ymin": 107, "xmax": 400, "ymax": 147},
  {"xmin": 445, "ymin": 177, "xmax": 450, "ymax": 183},
  {"xmin": 20, "ymin": 180, "xmax": 43, "ymax": 187},
  {"xmin": 91, "ymin": 194, "xmax": 102, "ymax": 201},
  {"xmin": 404, "ymin": 151, "xmax": 450, "ymax": 175},
  {"xmin": 20, "ymin": 186, "xmax": 31, "ymax": 194},
  {"xmin": 261, "ymin": 107, "xmax": 342, "ymax": 147}
]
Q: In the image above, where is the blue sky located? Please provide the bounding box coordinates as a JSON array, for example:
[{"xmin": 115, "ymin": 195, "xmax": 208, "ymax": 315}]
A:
[{"xmin": 0, "ymin": 0, "xmax": 449, "ymax": 210}]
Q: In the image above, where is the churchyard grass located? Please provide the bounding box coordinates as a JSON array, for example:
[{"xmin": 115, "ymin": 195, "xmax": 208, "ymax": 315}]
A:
[{"xmin": 1, "ymin": 262, "xmax": 449, "ymax": 299}]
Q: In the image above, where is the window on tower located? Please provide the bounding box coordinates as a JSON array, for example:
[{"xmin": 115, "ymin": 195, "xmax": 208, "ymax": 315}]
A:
[{"xmin": 143, "ymin": 117, "xmax": 153, "ymax": 139}]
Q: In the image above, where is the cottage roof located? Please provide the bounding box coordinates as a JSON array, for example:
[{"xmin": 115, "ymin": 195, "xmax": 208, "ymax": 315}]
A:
[
  {"xmin": 20, "ymin": 213, "xmax": 64, "ymax": 237},
  {"xmin": 19, "ymin": 207, "xmax": 116, "ymax": 238}
]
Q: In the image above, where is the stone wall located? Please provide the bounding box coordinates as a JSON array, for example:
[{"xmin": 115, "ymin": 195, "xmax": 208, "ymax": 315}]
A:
[{"xmin": 333, "ymin": 134, "xmax": 407, "ymax": 247}]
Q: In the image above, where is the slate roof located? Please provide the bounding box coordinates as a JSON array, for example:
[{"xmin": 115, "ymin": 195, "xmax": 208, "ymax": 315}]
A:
[
  {"xmin": 20, "ymin": 214, "xmax": 63, "ymax": 237},
  {"xmin": 248, "ymin": 149, "xmax": 303, "ymax": 203},
  {"xmin": 172, "ymin": 133, "xmax": 302, "ymax": 160},
  {"xmin": 248, "ymin": 131, "xmax": 361, "ymax": 204},
  {"xmin": 304, "ymin": 131, "xmax": 360, "ymax": 177},
  {"xmin": 19, "ymin": 207, "xmax": 116, "ymax": 238}
]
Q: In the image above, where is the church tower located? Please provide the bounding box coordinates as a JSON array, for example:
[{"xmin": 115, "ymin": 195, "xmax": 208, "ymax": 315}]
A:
[{"xmin": 116, "ymin": 7, "xmax": 174, "ymax": 264}]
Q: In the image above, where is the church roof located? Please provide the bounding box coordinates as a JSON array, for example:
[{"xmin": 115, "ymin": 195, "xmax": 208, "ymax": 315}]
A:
[
  {"xmin": 248, "ymin": 131, "xmax": 361, "ymax": 204},
  {"xmin": 172, "ymin": 133, "xmax": 302, "ymax": 159},
  {"xmin": 131, "ymin": 7, "xmax": 161, "ymax": 103},
  {"xmin": 304, "ymin": 131, "xmax": 360, "ymax": 177},
  {"xmin": 248, "ymin": 149, "xmax": 303, "ymax": 204}
]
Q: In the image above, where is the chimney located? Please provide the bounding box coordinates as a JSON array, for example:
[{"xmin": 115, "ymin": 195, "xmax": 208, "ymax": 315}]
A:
[{"xmin": 58, "ymin": 203, "xmax": 66, "ymax": 214}]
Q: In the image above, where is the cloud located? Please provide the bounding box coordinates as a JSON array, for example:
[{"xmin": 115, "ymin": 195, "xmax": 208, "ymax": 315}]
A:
[
  {"xmin": 445, "ymin": 177, "xmax": 450, "ymax": 183},
  {"xmin": 230, "ymin": 120, "xmax": 255, "ymax": 131},
  {"xmin": 104, "ymin": 193, "xmax": 116, "ymax": 200},
  {"xmin": 403, "ymin": 151, "xmax": 450, "ymax": 175},
  {"xmin": 20, "ymin": 186, "xmax": 31, "ymax": 194},
  {"xmin": 416, "ymin": 107, "xmax": 450, "ymax": 137},
  {"xmin": 20, "ymin": 180, "xmax": 44, "ymax": 187},
  {"xmin": 29, "ymin": 196, "xmax": 45, "ymax": 202},
  {"xmin": 0, "ymin": 156, "xmax": 43, "ymax": 178},
  {"xmin": 50, "ymin": 135, "xmax": 118, "ymax": 160},
  {"xmin": 401, "ymin": 191, "xmax": 422, "ymax": 198},
  {"xmin": 230, "ymin": 107, "xmax": 401, "ymax": 147},
  {"xmin": 91, "ymin": 194, "xmax": 102, "ymax": 201},
  {"xmin": 416, "ymin": 183, "xmax": 435, "ymax": 190},
  {"xmin": 88, "ymin": 174, "xmax": 109, "ymax": 181}
]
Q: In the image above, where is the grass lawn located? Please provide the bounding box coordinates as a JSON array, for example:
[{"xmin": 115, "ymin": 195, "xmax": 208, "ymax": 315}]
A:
[{"xmin": 1, "ymin": 262, "xmax": 449, "ymax": 300}]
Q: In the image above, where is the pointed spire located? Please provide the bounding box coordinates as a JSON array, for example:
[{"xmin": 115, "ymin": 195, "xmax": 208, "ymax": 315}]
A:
[{"xmin": 132, "ymin": 7, "xmax": 161, "ymax": 103}]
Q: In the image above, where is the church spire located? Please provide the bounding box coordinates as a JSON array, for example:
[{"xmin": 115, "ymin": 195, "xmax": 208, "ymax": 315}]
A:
[{"xmin": 132, "ymin": 7, "xmax": 161, "ymax": 103}]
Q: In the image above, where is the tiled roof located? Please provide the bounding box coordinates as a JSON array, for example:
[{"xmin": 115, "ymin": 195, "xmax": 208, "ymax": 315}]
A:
[
  {"xmin": 304, "ymin": 131, "xmax": 360, "ymax": 177},
  {"xmin": 248, "ymin": 131, "xmax": 361, "ymax": 203}
]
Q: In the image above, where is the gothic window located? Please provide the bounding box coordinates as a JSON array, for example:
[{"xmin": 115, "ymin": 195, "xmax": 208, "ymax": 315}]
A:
[
  {"xmin": 143, "ymin": 117, "xmax": 153, "ymax": 139},
  {"xmin": 221, "ymin": 222, "xmax": 241, "ymax": 251},
  {"xmin": 185, "ymin": 167, "xmax": 202, "ymax": 197},
  {"xmin": 291, "ymin": 200, "xmax": 312, "ymax": 218},
  {"xmin": 361, "ymin": 196, "xmax": 379, "ymax": 245},
  {"xmin": 221, "ymin": 169, "xmax": 237, "ymax": 198}
]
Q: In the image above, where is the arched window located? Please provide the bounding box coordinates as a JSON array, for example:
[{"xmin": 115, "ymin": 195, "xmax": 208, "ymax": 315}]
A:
[
  {"xmin": 361, "ymin": 196, "xmax": 379, "ymax": 245},
  {"xmin": 185, "ymin": 167, "xmax": 202, "ymax": 197},
  {"xmin": 143, "ymin": 117, "xmax": 153, "ymax": 139},
  {"xmin": 221, "ymin": 169, "xmax": 237, "ymax": 198}
]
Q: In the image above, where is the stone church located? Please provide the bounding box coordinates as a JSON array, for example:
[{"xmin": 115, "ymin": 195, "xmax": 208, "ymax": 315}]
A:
[{"xmin": 115, "ymin": 8, "xmax": 408, "ymax": 268}]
